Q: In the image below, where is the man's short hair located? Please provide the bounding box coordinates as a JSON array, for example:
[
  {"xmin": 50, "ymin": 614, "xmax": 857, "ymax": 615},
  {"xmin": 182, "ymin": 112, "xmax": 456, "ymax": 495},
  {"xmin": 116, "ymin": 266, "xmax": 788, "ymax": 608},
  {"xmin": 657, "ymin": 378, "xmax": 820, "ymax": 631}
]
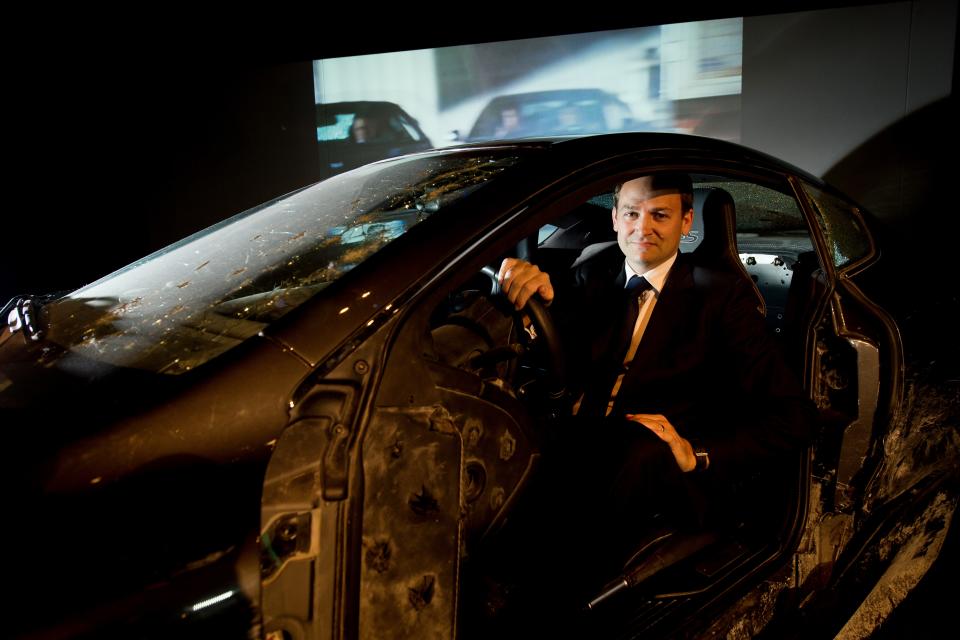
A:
[{"xmin": 613, "ymin": 173, "xmax": 694, "ymax": 211}]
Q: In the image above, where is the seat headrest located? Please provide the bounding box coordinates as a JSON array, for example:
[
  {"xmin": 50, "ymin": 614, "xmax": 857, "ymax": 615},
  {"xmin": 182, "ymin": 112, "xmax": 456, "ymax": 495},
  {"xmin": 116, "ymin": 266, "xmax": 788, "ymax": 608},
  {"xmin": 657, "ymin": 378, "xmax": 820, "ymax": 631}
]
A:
[
  {"xmin": 692, "ymin": 187, "xmax": 737, "ymax": 262},
  {"xmin": 691, "ymin": 186, "xmax": 766, "ymax": 316}
]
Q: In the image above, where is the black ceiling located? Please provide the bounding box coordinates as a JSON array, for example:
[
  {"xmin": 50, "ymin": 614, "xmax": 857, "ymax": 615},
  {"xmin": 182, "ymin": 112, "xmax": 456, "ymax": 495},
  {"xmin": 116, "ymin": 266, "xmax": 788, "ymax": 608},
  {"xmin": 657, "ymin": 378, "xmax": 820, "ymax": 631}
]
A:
[{"xmin": 33, "ymin": 1, "xmax": 894, "ymax": 66}]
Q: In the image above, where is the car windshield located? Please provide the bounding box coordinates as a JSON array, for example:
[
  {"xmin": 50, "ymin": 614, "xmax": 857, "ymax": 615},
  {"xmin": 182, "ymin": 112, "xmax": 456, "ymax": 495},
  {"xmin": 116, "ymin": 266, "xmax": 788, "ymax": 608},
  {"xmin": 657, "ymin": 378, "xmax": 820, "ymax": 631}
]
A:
[
  {"xmin": 40, "ymin": 150, "xmax": 521, "ymax": 375},
  {"xmin": 316, "ymin": 104, "xmax": 425, "ymax": 144},
  {"xmin": 469, "ymin": 91, "xmax": 632, "ymax": 141}
]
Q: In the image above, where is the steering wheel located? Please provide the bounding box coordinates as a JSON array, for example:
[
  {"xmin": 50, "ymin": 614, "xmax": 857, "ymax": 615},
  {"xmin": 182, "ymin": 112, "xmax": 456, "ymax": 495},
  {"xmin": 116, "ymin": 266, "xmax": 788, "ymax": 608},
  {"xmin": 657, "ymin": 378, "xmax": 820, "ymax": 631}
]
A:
[{"xmin": 479, "ymin": 265, "xmax": 567, "ymax": 399}]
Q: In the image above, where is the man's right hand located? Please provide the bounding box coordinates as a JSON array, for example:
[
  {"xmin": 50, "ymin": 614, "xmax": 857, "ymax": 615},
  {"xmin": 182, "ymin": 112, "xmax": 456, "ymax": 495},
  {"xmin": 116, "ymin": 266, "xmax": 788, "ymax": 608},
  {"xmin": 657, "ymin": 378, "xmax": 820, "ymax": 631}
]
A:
[{"xmin": 497, "ymin": 258, "xmax": 555, "ymax": 310}]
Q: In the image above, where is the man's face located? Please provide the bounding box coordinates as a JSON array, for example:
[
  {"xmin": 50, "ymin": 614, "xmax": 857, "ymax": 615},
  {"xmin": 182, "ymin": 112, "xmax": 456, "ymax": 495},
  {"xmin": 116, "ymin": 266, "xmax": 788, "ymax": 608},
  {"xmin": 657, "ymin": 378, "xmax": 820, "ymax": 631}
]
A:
[
  {"xmin": 612, "ymin": 177, "xmax": 693, "ymax": 273},
  {"xmin": 352, "ymin": 117, "xmax": 368, "ymax": 143}
]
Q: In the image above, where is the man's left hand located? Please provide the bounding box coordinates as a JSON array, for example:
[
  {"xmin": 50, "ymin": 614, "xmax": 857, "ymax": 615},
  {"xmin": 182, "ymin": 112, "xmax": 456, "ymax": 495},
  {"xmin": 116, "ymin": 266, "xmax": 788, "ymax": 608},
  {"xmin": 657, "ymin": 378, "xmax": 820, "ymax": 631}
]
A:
[{"xmin": 626, "ymin": 413, "xmax": 697, "ymax": 472}]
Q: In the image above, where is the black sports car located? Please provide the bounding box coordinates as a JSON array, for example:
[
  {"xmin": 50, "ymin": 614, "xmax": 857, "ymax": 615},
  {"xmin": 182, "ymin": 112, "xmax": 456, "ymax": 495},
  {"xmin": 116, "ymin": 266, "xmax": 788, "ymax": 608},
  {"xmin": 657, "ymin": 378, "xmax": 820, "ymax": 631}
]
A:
[
  {"xmin": 463, "ymin": 89, "xmax": 642, "ymax": 143},
  {"xmin": 316, "ymin": 101, "xmax": 433, "ymax": 179},
  {"xmin": 3, "ymin": 133, "xmax": 956, "ymax": 639}
]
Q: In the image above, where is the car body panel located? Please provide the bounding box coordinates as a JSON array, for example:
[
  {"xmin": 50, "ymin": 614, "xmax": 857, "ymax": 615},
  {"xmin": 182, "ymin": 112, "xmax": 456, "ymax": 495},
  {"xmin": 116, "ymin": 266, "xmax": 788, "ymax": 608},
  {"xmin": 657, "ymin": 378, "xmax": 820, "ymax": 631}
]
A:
[{"xmin": 259, "ymin": 136, "xmax": 910, "ymax": 638}]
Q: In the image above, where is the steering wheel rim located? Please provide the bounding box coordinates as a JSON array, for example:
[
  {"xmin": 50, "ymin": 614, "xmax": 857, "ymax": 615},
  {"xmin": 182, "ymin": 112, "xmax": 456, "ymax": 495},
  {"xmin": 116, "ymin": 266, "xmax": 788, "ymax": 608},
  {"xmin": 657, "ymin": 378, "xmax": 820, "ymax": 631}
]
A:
[{"xmin": 480, "ymin": 266, "xmax": 567, "ymax": 397}]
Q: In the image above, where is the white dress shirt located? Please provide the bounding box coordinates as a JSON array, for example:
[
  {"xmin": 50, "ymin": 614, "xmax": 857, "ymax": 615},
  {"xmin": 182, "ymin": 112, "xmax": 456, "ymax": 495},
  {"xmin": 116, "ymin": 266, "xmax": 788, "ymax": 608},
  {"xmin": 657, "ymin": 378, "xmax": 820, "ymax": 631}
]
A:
[{"xmin": 605, "ymin": 252, "xmax": 679, "ymax": 414}]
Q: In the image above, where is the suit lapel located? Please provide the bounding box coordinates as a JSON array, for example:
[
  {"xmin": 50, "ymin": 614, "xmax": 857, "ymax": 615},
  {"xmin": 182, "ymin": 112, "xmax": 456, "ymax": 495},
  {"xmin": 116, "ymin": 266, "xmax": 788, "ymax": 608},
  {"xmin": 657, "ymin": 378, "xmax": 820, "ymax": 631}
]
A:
[
  {"xmin": 626, "ymin": 256, "xmax": 696, "ymax": 379},
  {"xmin": 587, "ymin": 252, "xmax": 628, "ymax": 364}
]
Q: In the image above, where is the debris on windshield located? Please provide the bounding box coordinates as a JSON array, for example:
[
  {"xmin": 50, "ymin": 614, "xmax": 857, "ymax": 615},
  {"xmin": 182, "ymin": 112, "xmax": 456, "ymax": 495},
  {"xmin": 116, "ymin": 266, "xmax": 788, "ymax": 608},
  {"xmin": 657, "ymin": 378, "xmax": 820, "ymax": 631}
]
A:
[{"xmin": 30, "ymin": 151, "xmax": 522, "ymax": 375}]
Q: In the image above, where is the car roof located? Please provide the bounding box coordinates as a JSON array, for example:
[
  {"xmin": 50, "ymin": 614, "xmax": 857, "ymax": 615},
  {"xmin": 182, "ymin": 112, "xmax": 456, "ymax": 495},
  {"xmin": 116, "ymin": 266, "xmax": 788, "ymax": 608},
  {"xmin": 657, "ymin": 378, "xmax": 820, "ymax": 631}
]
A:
[
  {"xmin": 439, "ymin": 132, "xmax": 825, "ymax": 186},
  {"xmin": 483, "ymin": 88, "xmax": 622, "ymax": 103},
  {"xmin": 316, "ymin": 100, "xmax": 410, "ymax": 111},
  {"xmin": 315, "ymin": 101, "xmax": 420, "ymax": 123}
]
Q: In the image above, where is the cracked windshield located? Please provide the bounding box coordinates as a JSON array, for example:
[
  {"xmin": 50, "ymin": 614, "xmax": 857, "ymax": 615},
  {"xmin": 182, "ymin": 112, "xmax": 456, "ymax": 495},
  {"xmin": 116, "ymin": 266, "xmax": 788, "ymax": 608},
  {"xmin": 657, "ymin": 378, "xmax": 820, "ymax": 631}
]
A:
[{"xmin": 40, "ymin": 152, "xmax": 519, "ymax": 374}]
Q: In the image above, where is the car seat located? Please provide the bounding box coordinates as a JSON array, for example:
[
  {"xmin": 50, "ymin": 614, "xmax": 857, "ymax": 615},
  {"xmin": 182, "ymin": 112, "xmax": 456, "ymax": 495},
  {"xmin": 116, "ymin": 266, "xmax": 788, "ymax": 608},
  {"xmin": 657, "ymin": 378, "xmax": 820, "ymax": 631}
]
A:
[{"xmin": 690, "ymin": 186, "xmax": 766, "ymax": 316}]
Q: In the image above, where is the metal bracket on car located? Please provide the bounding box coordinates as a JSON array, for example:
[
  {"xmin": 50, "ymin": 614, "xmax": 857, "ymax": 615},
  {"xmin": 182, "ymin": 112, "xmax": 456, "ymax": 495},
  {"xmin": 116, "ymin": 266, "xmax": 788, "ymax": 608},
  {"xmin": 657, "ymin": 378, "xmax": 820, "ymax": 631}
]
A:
[
  {"xmin": 323, "ymin": 420, "xmax": 352, "ymax": 500},
  {"xmin": 834, "ymin": 338, "xmax": 880, "ymax": 512},
  {"xmin": 284, "ymin": 384, "xmax": 359, "ymax": 502}
]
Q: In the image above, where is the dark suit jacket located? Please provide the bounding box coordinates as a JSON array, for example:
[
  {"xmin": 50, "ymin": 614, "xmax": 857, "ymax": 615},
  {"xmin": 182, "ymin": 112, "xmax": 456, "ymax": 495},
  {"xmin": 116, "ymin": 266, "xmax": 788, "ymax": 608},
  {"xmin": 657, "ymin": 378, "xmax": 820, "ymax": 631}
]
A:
[{"xmin": 555, "ymin": 245, "xmax": 815, "ymax": 478}]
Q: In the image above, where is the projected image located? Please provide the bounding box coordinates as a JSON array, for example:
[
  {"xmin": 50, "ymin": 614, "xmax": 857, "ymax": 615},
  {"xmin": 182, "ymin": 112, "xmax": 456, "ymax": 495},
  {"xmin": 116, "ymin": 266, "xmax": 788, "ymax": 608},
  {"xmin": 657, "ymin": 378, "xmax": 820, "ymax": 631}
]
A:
[
  {"xmin": 314, "ymin": 18, "xmax": 742, "ymax": 177},
  {"xmin": 315, "ymin": 101, "xmax": 434, "ymax": 177}
]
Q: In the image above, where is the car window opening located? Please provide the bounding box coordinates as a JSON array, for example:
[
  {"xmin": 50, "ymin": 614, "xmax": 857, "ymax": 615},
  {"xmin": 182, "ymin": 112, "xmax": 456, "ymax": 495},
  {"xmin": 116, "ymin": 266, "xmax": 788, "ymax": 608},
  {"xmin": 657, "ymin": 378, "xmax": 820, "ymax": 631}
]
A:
[{"xmin": 419, "ymin": 173, "xmax": 823, "ymax": 634}]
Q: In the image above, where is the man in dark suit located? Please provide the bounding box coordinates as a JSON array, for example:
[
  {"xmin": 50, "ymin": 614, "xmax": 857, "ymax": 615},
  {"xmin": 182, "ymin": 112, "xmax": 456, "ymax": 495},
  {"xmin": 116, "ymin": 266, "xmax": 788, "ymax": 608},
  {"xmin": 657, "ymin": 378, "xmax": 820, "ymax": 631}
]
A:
[{"xmin": 497, "ymin": 173, "xmax": 815, "ymax": 568}]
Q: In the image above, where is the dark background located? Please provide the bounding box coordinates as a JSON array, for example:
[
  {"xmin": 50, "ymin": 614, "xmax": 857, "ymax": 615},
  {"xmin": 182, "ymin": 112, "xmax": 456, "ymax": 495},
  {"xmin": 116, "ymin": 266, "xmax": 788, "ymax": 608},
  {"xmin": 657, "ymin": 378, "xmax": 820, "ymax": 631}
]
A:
[{"xmin": 8, "ymin": 0, "xmax": 956, "ymax": 308}]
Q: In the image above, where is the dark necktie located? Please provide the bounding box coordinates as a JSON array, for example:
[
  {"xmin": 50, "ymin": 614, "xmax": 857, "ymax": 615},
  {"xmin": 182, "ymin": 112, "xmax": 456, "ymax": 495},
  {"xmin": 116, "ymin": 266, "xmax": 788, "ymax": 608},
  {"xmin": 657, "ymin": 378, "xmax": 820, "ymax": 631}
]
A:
[
  {"xmin": 614, "ymin": 275, "xmax": 652, "ymax": 364},
  {"xmin": 581, "ymin": 275, "xmax": 654, "ymax": 418}
]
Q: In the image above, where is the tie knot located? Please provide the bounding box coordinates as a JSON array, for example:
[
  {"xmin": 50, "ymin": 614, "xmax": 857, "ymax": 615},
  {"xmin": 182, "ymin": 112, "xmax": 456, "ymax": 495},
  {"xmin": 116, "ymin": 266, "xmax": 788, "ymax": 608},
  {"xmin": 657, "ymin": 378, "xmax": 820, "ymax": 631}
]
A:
[{"xmin": 626, "ymin": 275, "xmax": 652, "ymax": 295}]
